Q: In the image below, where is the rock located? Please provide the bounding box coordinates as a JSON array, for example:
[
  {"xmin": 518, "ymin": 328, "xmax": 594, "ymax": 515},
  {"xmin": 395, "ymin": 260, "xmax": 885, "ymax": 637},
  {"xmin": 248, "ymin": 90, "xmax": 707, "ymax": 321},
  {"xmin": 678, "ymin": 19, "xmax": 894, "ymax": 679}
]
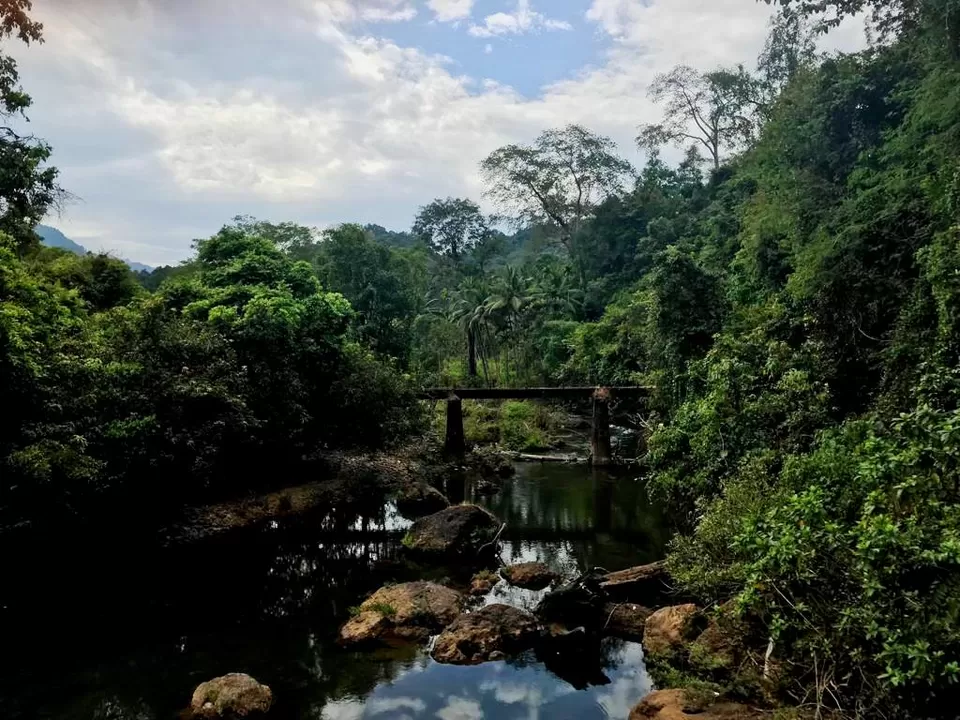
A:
[
  {"xmin": 395, "ymin": 482, "xmax": 449, "ymax": 519},
  {"xmin": 642, "ymin": 603, "xmax": 701, "ymax": 657},
  {"xmin": 689, "ymin": 618, "xmax": 739, "ymax": 673},
  {"xmin": 403, "ymin": 504, "xmax": 501, "ymax": 556},
  {"xmin": 432, "ymin": 604, "xmax": 541, "ymax": 664},
  {"xmin": 628, "ymin": 689, "xmax": 763, "ymax": 720},
  {"xmin": 470, "ymin": 570, "xmax": 499, "ymax": 596},
  {"xmin": 338, "ymin": 581, "xmax": 464, "ymax": 646},
  {"xmin": 602, "ymin": 602, "xmax": 652, "ymax": 641},
  {"xmin": 600, "ymin": 561, "xmax": 672, "ymax": 605},
  {"xmin": 501, "ymin": 562, "xmax": 558, "ymax": 590},
  {"xmin": 535, "ymin": 569, "xmax": 608, "ymax": 628},
  {"xmin": 189, "ymin": 674, "xmax": 273, "ymax": 718}
]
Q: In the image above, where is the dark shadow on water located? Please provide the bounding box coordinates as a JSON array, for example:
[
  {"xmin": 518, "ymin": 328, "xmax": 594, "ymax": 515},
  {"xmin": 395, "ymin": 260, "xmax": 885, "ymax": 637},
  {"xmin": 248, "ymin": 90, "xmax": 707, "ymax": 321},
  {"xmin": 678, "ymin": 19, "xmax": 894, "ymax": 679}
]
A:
[{"xmin": 0, "ymin": 463, "xmax": 666, "ymax": 719}]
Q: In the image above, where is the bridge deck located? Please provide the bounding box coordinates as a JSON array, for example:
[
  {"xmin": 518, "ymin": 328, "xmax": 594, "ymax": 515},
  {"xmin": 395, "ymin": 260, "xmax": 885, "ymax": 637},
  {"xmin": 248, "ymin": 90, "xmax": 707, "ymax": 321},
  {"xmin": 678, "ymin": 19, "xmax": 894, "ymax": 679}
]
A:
[{"xmin": 416, "ymin": 386, "xmax": 649, "ymax": 400}]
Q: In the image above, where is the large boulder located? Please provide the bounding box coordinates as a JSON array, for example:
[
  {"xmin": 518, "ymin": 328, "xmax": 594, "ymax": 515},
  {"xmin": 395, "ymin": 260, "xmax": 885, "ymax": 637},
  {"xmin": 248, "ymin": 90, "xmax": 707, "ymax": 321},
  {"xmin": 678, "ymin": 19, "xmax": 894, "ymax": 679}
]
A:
[
  {"xmin": 338, "ymin": 581, "xmax": 464, "ymax": 646},
  {"xmin": 501, "ymin": 562, "xmax": 558, "ymax": 590},
  {"xmin": 403, "ymin": 504, "xmax": 501, "ymax": 556},
  {"xmin": 432, "ymin": 604, "xmax": 541, "ymax": 664},
  {"xmin": 189, "ymin": 674, "xmax": 273, "ymax": 718},
  {"xmin": 628, "ymin": 689, "xmax": 763, "ymax": 720},
  {"xmin": 642, "ymin": 603, "xmax": 702, "ymax": 657},
  {"xmin": 395, "ymin": 483, "xmax": 449, "ymax": 519},
  {"xmin": 602, "ymin": 602, "xmax": 651, "ymax": 641}
]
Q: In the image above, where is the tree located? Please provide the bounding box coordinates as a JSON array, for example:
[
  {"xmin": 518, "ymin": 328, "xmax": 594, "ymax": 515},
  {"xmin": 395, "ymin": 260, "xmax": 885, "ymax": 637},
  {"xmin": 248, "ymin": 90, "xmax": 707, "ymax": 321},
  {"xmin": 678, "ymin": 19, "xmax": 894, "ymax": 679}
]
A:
[
  {"xmin": 480, "ymin": 124, "xmax": 634, "ymax": 272},
  {"xmin": 0, "ymin": 0, "xmax": 64, "ymax": 249},
  {"xmin": 228, "ymin": 215, "xmax": 318, "ymax": 262},
  {"xmin": 316, "ymin": 224, "xmax": 423, "ymax": 363},
  {"xmin": 757, "ymin": 7, "xmax": 819, "ymax": 102},
  {"xmin": 637, "ymin": 65, "xmax": 760, "ymax": 171},
  {"xmin": 412, "ymin": 197, "xmax": 489, "ymax": 262}
]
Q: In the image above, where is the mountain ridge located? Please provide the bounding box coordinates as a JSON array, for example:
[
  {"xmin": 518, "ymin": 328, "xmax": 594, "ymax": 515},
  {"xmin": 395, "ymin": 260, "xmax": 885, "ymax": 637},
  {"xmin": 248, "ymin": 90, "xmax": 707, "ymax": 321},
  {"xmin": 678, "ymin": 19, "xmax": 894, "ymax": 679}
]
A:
[{"xmin": 36, "ymin": 224, "xmax": 154, "ymax": 273}]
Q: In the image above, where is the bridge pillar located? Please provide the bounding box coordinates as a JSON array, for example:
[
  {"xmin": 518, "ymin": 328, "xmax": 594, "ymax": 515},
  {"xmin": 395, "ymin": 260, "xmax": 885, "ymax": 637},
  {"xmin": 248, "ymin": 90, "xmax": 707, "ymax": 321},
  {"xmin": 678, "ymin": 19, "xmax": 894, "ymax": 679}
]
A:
[
  {"xmin": 591, "ymin": 387, "xmax": 613, "ymax": 467},
  {"xmin": 445, "ymin": 394, "xmax": 466, "ymax": 458}
]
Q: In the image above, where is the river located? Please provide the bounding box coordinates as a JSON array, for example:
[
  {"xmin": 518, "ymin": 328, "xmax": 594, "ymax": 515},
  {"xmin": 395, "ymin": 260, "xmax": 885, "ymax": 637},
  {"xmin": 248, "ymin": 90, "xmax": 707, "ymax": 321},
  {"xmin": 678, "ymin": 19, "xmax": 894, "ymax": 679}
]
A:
[{"xmin": 2, "ymin": 463, "xmax": 668, "ymax": 719}]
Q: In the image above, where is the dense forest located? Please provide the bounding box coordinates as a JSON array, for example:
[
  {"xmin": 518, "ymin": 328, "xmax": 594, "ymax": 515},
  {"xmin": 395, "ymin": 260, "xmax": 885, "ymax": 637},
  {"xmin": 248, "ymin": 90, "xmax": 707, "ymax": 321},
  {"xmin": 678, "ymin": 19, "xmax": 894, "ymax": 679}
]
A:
[{"xmin": 3, "ymin": 0, "xmax": 960, "ymax": 716}]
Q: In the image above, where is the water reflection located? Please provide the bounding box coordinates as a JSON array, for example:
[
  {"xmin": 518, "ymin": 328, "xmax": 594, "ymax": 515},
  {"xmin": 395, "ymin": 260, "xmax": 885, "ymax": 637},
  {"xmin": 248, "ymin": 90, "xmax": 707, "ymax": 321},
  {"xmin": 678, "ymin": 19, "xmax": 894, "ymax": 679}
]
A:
[{"xmin": 1, "ymin": 463, "xmax": 665, "ymax": 720}]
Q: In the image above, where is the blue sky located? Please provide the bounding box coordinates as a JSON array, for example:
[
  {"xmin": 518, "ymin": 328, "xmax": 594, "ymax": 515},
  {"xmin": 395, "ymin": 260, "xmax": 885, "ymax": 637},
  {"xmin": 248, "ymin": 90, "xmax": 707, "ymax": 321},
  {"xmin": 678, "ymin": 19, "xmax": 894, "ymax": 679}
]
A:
[{"xmin": 10, "ymin": 0, "xmax": 867, "ymax": 266}]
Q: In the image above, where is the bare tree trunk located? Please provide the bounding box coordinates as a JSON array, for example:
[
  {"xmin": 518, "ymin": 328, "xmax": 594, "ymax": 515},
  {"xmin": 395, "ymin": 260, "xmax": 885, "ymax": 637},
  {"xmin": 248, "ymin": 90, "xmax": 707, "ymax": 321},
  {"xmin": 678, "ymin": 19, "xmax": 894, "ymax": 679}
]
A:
[{"xmin": 467, "ymin": 328, "xmax": 478, "ymax": 377}]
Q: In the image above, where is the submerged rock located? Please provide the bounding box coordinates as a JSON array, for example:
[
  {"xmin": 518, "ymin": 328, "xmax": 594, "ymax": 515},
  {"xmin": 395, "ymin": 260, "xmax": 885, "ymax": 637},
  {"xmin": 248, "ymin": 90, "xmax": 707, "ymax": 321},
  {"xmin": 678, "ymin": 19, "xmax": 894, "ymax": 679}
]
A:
[
  {"xmin": 628, "ymin": 689, "xmax": 763, "ymax": 720},
  {"xmin": 642, "ymin": 603, "xmax": 701, "ymax": 657},
  {"xmin": 501, "ymin": 562, "xmax": 558, "ymax": 590},
  {"xmin": 338, "ymin": 581, "xmax": 464, "ymax": 646},
  {"xmin": 189, "ymin": 673, "xmax": 273, "ymax": 718},
  {"xmin": 602, "ymin": 602, "xmax": 652, "ymax": 641},
  {"xmin": 432, "ymin": 604, "xmax": 541, "ymax": 664},
  {"xmin": 403, "ymin": 504, "xmax": 501, "ymax": 556},
  {"xmin": 395, "ymin": 482, "xmax": 449, "ymax": 519}
]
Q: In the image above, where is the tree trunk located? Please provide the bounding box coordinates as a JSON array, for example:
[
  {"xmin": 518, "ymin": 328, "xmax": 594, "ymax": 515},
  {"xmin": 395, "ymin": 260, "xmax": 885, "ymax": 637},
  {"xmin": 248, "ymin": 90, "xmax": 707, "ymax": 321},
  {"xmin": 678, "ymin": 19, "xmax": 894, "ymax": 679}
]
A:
[{"xmin": 467, "ymin": 328, "xmax": 478, "ymax": 377}]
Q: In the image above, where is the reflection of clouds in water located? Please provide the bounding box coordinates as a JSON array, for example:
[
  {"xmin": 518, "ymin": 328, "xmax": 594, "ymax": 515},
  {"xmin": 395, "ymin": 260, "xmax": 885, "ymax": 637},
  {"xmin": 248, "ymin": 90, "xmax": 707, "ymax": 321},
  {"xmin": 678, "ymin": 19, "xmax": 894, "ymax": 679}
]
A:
[
  {"xmin": 480, "ymin": 578, "xmax": 549, "ymax": 614},
  {"xmin": 321, "ymin": 698, "xmax": 365, "ymax": 720},
  {"xmin": 368, "ymin": 696, "xmax": 427, "ymax": 714},
  {"xmin": 436, "ymin": 696, "xmax": 484, "ymax": 720},
  {"xmin": 479, "ymin": 678, "xmax": 543, "ymax": 720},
  {"xmin": 594, "ymin": 641, "xmax": 652, "ymax": 719}
]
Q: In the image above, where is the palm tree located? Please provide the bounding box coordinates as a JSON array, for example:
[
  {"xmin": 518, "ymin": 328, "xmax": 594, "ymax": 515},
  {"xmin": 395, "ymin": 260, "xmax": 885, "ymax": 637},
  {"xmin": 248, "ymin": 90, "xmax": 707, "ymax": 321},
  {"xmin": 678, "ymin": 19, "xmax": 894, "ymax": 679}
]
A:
[
  {"xmin": 451, "ymin": 278, "xmax": 492, "ymax": 380},
  {"xmin": 533, "ymin": 262, "xmax": 584, "ymax": 318},
  {"xmin": 485, "ymin": 266, "xmax": 534, "ymax": 383}
]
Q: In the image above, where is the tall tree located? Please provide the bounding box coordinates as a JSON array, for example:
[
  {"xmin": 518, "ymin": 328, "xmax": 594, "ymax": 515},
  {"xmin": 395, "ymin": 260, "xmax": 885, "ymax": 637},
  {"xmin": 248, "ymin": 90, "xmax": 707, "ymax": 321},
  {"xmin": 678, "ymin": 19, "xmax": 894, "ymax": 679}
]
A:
[
  {"xmin": 637, "ymin": 65, "xmax": 760, "ymax": 171},
  {"xmin": 0, "ymin": 0, "xmax": 63, "ymax": 249},
  {"xmin": 412, "ymin": 197, "xmax": 489, "ymax": 263},
  {"xmin": 480, "ymin": 124, "xmax": 634, "ymax": 274},
  {"xmin": 758, "ymin": 7, "xmax": 819, "ymax": 103}
]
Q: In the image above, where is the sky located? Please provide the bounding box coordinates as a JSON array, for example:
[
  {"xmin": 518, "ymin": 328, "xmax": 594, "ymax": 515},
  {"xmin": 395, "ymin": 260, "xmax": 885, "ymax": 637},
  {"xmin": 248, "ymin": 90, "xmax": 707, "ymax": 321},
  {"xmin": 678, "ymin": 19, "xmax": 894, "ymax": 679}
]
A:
[{"xmin": 10, "ymin": 0, "xmax": 868, "ymax": 267}]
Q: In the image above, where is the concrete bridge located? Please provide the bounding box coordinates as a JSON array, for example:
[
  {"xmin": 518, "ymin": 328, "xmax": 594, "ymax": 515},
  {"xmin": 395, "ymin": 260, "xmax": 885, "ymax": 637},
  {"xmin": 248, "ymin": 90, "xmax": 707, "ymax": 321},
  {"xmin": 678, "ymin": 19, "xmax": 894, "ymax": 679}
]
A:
[{"xmin": 416, "ymin": 386, "xmax": 649, "ymax": 466}]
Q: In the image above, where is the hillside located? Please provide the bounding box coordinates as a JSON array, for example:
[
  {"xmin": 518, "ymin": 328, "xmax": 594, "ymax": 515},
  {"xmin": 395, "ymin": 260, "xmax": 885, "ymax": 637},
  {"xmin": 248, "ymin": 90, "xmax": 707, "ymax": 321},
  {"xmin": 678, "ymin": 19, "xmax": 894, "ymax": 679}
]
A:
[{"xmin": 36, "ymin": 224, "xmax": 153, "ymax": 272}]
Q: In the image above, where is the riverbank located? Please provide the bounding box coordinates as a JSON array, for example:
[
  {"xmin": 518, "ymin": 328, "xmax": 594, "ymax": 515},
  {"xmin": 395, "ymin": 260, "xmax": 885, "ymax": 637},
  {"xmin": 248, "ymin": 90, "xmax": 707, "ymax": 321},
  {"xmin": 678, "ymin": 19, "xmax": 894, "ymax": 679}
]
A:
[{"xmin": 162, "ymin": 444, "xmax": 516, "ymax": 545}]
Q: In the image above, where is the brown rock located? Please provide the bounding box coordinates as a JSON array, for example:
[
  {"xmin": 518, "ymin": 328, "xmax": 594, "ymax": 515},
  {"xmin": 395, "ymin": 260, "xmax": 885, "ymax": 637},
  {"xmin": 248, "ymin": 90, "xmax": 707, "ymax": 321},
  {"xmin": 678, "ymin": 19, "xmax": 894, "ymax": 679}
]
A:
[
  {"xmin": 602, "ymin": 602, "xmax": 652, "ymax": 641},
  {"xmin": 403, "ymin": 504, "xmax": 501, "ymax": 556},
  {"xmin": 642, "ymin": 603, "xmax": 700, "ymax": 657},
  {"xmin": 338, "ymin": 581, "xmax": 464, "ymax": 646},
  {"xmin": 432, "ymin": 604, "xmax": 541, "ymax": 664},
  {"xmin": 395, "ymin": 483, "xmax": 449, "ymax": 519},
  {"xmin": 470, "ymin": 570, "xmax": 499, "ymax": 596},
  {"xmin": 501, "ymin": 562, "xmax": 558, "ymax": 590},
  {"xmin": 189, "ymin": 674, "xmax": 273, "ymax": 718},
  {"xmin": 628, "ymin": 689, "xmax": 763, "ymax": 720},
  {"xmin": 690, "ymin": 618, "xmax": 739, "ymax": 672}
]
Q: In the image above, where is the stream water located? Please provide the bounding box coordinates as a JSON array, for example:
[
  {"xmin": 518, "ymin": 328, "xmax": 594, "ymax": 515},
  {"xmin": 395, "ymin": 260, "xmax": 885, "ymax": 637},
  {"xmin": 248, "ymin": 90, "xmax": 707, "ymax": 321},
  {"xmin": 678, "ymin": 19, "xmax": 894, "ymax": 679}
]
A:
[{"xmin": 1, "ymin": 463, "xmax": 668, "ymax": 720}]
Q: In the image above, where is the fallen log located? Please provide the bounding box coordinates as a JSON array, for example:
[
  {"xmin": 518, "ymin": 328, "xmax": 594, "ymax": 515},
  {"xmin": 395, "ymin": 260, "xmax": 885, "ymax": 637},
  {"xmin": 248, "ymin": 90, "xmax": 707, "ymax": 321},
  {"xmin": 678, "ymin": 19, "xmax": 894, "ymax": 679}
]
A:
[{"xmin": 600, "ymin": 561, "xmax": 672, "ymax": 605}]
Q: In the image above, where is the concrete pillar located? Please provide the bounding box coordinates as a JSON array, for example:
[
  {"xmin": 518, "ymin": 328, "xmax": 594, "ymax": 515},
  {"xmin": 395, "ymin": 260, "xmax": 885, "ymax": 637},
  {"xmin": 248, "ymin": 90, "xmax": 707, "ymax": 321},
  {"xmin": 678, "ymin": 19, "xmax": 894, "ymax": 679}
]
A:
[
  {"xmin": 590, "ymin": 387, "xmax": 613, "ymax": 467},
  {"xmin": 445, "ymin": 394, "xmax": 466, "ymax": 458}
]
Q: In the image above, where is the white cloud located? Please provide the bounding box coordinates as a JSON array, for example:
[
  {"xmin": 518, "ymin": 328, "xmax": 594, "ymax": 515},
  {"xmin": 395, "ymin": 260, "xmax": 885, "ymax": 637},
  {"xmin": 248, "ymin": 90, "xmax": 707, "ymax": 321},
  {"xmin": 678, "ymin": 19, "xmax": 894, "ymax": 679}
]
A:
[
  {"xmin": 313, "ymin": 0, "xmax": 417, "ymax": 24},
  {"xmin": 368, "ymin": 696, "xmax": 427, "ymax": 714},
  {"xmin": 436, "ymin": 696, "xmax": 483, "ymax": 720},
  {"xmin": 484, "ymin": 43, "xmax": 493, "ymax": 54},
  {"xmin": 428, "ymin": 0, "xmax": 474, "ymax": 23},
  {"xmin": 10, "ymin": 0, "xmax": 867, "ymax": 265},
  {"xmin": 469, "ymin": 0, "xmax": 572, "ymax": 37}
]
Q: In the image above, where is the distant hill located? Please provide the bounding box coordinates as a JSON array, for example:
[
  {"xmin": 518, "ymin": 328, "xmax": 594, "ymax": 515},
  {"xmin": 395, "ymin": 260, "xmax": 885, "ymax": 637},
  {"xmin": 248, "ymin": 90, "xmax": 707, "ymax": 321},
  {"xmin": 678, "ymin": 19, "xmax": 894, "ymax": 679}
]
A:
[
  {"xmin": 36, "ymin": 224, "xmax": 154, "ymax": 273},
  {"xmin": 35, "ymin": 224, "xmax": 86, "ymax": 254}
]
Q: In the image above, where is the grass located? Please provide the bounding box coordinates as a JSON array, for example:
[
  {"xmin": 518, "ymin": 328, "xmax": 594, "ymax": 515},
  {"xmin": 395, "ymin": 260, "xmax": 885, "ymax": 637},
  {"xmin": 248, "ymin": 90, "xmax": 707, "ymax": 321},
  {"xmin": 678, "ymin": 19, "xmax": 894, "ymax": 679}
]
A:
[
  {"xmin": 349, "ymin": 602, "xmax": 398, "ymax": 618},
  {"xmin": 432, "ymin": 399, "xmax": 565, "ymax": 452}
]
